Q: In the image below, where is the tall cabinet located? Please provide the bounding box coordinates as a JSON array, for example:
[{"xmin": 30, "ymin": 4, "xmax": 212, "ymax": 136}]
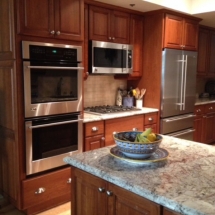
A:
[{"xmin": 0, "ymin": 0, "xmax": 84, "ymax": 214}]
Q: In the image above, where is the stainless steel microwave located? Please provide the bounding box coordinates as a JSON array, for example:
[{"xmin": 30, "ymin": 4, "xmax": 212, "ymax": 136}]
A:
[{"xmin": 89, "ymin": 40, "xmax": 133, "ymax": 74}]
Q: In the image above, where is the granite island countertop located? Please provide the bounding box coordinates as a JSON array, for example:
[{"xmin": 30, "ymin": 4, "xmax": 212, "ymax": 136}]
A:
[
  {"xmin": 64, "ymin": 136, "xmax": 215, "ymax": 215},
  {"xmin": 83, "ymin": 107, "xmax": 159, "ymax": 123}
]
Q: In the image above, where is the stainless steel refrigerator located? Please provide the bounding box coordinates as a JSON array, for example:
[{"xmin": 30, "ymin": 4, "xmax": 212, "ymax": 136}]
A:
[{"xmin": 160, "ymin": 49, "xmax": 197, "ymax": 140}]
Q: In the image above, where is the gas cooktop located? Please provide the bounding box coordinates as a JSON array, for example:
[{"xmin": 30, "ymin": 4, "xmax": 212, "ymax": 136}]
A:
[{"xmin": 84, "ymin": 105, "xmax": 141, "ymax": 115}]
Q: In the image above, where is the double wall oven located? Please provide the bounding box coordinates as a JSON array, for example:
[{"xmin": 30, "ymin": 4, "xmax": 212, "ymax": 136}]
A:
[{"xmin": 22, "ymin": 41, "xmax": 84, "ymax": 175}]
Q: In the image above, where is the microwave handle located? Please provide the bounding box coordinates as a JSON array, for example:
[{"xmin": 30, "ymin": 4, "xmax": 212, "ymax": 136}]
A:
[
  {"xmin": 27, "ymin": 66, "xmax": 84, "ymax": 70},
  {"xmin": 29, "ymin": 119, "xmax": 83, "ymax": 129}
]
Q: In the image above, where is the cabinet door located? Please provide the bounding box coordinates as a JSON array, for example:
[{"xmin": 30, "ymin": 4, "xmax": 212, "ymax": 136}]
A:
[
  {"xmin": 163, "ymin": 207, "xmax": 181, "ymax": 215},
  {"xmin": 73, "ymin": 168, "xmax": 107, "ymax": 215},
  {"xmin": 208, "ymin": 31, "xmax": 215, "ymax": 77},
  {"xmin": 105, "ymin": 115, "xmax": 144, "ymax": 146},
  {"xmin": 85, "ymin": 134, "xmax": 105, "ymax": 151},
  {"xmin": 128, "ymin": 14, "xmax": 143, "ymax": 78},
  {"xmin": 203, "ymin": 113, "xmax": 215, "ymax": 144},
  {"xmin": 107, "ymin": 183, "xmax": 160, "ymax": 215},
  {"xmin": 54, "ymin": 0, "xmax": 84, "ymax": 41},
  {"xmin": 111, "ymin": 10, "xmax": 130, "ymax": 44},
  {"xmin": 182, "ymin": 18, "xmax": 199, "ymax": 51},
  {"xmin": 17, "ymin": 0, "xmax": 55, "ymax": 37},
  {"xmin": 89, "ymin": 6, "xmax": 111, "ymax": 42},
  {"xmin": 194, "ymin": 116, "xmax": 204, "ymax": 142},
  {"xmin": 164, "ymin": 14, "xmax": 183, "ymax": 49},
  {"xmin": 197, "ymin": 28, "xmax": 210, "ymax": 76}
]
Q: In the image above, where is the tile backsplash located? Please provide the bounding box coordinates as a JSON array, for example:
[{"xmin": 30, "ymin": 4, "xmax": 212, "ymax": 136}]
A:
[{"xmin": 84, "ymin": 75, "xmax": 127, "ymax": 107}]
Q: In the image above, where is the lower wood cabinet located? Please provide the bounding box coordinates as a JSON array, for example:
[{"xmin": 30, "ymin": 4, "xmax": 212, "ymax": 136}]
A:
[
  {"xmin": 194, "ymin": 104, "xmax": 215, "ymax": 144},
  {"xmin": 163, "ymin": 207, "xmax": 181, "ymax": 215},
  {"xmin": 72, "ymin": 168, "xmax": 161, "ymax": 215},
  {"xmin": 22, "ymin": 167, "xmax": 72, "ymax": 213}
]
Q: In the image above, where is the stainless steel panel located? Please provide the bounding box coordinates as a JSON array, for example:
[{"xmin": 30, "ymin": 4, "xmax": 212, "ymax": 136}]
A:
[
  {"xmin": 25, "ymin": 115, "xmax": 83, "ymax": 175},
  {"xmin": 22, "ymin": 41, "xmax": 82, "ymax": 61},
  {"xmin": 160, "ymin": 114, "xmax": 195, "ymax": 134},
  {"xmin": 23, "ymin": 61, "xmax": 83, "ymax": 118},
  {"xmin": 167, "ymin": 129, "xmax": 195, "ymax": 141},
  {"xmin": 161, "ymin": 49, "xmax": 197, "ymax": 118}
]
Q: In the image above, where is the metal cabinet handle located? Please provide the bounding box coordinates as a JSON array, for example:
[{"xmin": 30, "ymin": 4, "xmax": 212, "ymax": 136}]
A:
[
  {"xmin": 133, "ymin": 128, "xmax": 138, "ymax": 131},
  {"xmin": 109, "ymin": 37, "xmax": 112, "ymax": 40},
  {"xmin": 35, "ymin": 187, "xmax": 45, "ymax": 194},
  {"xmin": 148, "ymin": 117, "xmax": 153, "ymax": 121},
  {"xmin": 209, "ymin": 107, "xmax": 213, "ymax": 110},
  {"xmin": 98, "ymin": 187, "xmax": 105, "ymax": 193},
  {"xmin": 106, "ymin": 190, "xmax": 113, "ymax": 196},
  {"xmin": 112, "ymin": 37, "xmax": 115, "ymax": 40},
  {"xmin": 56, "ymin": 31, "xmax": 61, "ymax": 35},
  {"xmin": 67, "ymin": 178, "xmax": 72, "ymax": 183},
  {"xmin": 50, "ymin": 30, "xmax": 55, "ymax": 35},
  {"xmin": 101, "ymin": 137, "xmax": 105, "ymax": 141},
  {"xmin": 92, "ymin": 126, "xmax": 98, "ymax": 131}
]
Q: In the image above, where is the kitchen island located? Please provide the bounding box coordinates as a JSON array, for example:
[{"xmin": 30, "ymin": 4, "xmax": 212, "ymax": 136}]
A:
[{"xmin": 64, "ymin": 136, "xmax": 215, "ymax": 215}]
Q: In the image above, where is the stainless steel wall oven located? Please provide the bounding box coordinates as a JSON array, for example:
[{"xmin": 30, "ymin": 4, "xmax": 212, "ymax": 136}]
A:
[{"xmin": 22, "ymin": 41, "xmax": 83, "ymax": 175}]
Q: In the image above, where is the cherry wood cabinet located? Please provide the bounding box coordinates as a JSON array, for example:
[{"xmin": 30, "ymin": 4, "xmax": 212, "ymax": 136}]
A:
[
  {"xmin": 22, "ymin": 167, "xmax": 71, "ymax": 212},
  {"xmin": 105, "ymin": 115, "xmax": 144, "ymax": 146},
  {"xmin": 163, "ymin": 207, "xmax": 181, "ymax": 215},
  {"xmin": 197, "ymin": 26, "xmax": 215, "ymax": 77},
  {"xmin": 84, "ymin": 121, "xmax": 105, "ymax": 151},
  {"xmin": 89, "ymin": 5, "xmax": 130, "ymax": 44},
  {"xmin": 164, "ymin": 14, "xmax": 199, "ymax": 50},
  {"xmin": 144, "ymin": 112, "xmax": 158, "ymax": 132},
  {"xmin": 194, "ymin": 104, "xmax": 215, "ymax": 144},
  {"xmin": 17, "ymin": 0, "xmax": 84, "ymax": 41},
  {"xmin": 72, "ymin": 168, "xmax": 161, "ymax": 215}
]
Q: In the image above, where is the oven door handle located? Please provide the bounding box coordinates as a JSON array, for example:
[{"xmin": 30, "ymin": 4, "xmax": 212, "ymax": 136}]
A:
[
  {"xmin": 27, "ymin": 66, "xmax": 84, "ymax": 70},
  {"xmin": 29, "ymin": 119, "xmax": 83, "ymax": 129}
]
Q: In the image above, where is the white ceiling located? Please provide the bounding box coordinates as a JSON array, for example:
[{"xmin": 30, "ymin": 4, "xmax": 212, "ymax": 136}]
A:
[{"xmin": 95, "ymin": 0, "xmax": 215, "ymax": 28}]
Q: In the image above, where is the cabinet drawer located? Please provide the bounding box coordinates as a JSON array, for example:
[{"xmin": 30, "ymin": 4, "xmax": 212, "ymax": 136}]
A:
[
  {"xmin": 205, "ymin": 103, "xmax": 215, "ymax": 114},
  {"xmin": 145, "ymin": 124, "xmax": 157, "ymax": 133},
  {"xmin": 194, "ymin": 105, "xmax": 205, "ymax": 115},
  {"xmin": 22, "ymin": 167, "xmax": 71, "ymax": 209},
  {"xmin": 144, "ymin": 113, "xmax": 158, "ymax": 125},
  {"xmin": 85, "ymin": 121, "xmax": 104, "ymax": 137}
]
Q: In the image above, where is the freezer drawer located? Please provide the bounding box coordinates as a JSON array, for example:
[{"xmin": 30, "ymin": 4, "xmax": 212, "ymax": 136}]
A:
[
  {"xmin": 160, "ymin": 114, "xmax": 195, "ymax": 134},
  {"xmin": 167, "ymin": 129, "xmax": 195, "ymax": 141}
]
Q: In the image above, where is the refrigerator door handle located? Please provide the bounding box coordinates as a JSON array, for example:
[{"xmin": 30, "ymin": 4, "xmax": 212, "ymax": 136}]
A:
[
  {"xmin": 170, "ymin": 129, "xmax": 195, "ymax": 137},
  {"xmin": 163, "ymin": 114, "xmax": 196, "ymax": 122},
  {"xmin": 183, "ymin": 55, "xmax": 188, "ymax": 110}
]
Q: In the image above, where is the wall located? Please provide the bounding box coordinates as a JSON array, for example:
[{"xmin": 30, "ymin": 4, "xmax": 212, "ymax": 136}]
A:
[{"xmin": 84, "ymin": 75, "xmax": 127, "ymax": 107}]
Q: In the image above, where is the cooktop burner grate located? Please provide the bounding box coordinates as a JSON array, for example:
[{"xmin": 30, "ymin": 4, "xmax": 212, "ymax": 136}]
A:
[{"xmin": 84, "ymin": 105, "xmax": 141, "ymax": 115}]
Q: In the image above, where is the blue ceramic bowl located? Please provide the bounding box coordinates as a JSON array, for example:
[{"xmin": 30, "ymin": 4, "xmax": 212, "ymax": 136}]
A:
[{"xmin": 113, "ymin": 131, "xmax": 162, "ymax": 159}]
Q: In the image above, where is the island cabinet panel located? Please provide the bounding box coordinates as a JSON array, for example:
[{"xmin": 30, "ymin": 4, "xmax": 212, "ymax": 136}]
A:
[
  {"xmin": 164, "ymin": 14, "xmax": 199, "ymax": 50},
  {"xmin": 22, "ymin": 167, "xmax": 72, "ymax": 210},
  {"xmin": 89, "ymin": 5, "xmax": 130, "ymax": 44},
  {"xmin": 105, "ymin": 115, "xmax": 144, "ymax": 146},
  {"xmin": 17, "ymin": 0, "xmax": 84, "ymax": 41},
  {"xmin": 84, "ymin": 121, "xmax": 105, "ymax": 151},
  {"xmin": 107, "ymin": 183, "xmax": 160, "ymax": 215},
  {"xmin": 72, "ymin": 168, "xmax": 161, "ymax": 215},
  {"xmin": 163, "ymin": 207, "xmax": 181, "ymax": 215}
]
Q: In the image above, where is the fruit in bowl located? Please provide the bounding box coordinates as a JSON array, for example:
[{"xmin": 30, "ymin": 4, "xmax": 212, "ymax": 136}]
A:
[{"xmin": 113, "ymin": 128, "xmax": 162, "ymax": 159}]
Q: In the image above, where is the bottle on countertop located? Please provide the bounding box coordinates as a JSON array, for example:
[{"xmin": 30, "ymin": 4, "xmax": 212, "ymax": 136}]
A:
[{"xmin": 116, "ymin": 88, "xmax": 122, "ymax": 106}]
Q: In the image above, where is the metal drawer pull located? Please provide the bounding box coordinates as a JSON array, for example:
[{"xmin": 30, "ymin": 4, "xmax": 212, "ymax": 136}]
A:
[
  {"xmin": 50, "ymin": 30, "xmax": 55, "ymax": 35},
  {"xmin": 56, "ymin": 31, "xmax": 61, "ymax": 35},
  {"xmin": 148, "ymin": 117, "xmax": 153, "ymax": 121},
  {"xmin": 67, "ymin": 178, "xmax": 72, "ymax": 183},
  {"xmin": 133, "ymin": 128, "xmax": 138, "ymax": 131},
  {"xmin": 35, "ymin": 187, "xmax": 45, "ymax": 194},
  {"xmin": 92, "ymin": 127, "xmax": 98, "ymax": 131},
  {"xmin": 106, "ymin": 190, "xmax": 113, "ymax": 196},
  {"xmin": 98, "ymin": 187, "xmax": 105, "ymax": 193},
  {"xmin": 209, "ymin": 107, "xmax": 213, "ymax": 110}
]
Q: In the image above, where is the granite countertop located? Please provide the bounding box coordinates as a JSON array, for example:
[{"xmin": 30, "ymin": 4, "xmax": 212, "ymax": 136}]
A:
[
  {"xmin": 83, "ymin": 107, "xmax": 159, "ymax": 123},
  {"xmin": 195, "ymin": 98, "xmax": 215, "ymax": 105},
  {"xmin": 64, "ymin": 136, "xmax": 215, "ymax": 215}
]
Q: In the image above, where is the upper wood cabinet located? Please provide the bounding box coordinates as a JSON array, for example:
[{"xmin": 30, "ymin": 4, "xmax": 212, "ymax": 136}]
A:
[
  {"xmin": 197, "ymin": 26, "xmax": 215, "ymax": 77},
  {"xmin": 164, "ymin": 14, "xmax": 199, "ymax": 50},
  {"xmin": 17, "ymin": 0, "xmax": 84, "ymax": 41},
  {"xmin": 89, "ymin": 5, "xmax": 130, "ymax": 44}
]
